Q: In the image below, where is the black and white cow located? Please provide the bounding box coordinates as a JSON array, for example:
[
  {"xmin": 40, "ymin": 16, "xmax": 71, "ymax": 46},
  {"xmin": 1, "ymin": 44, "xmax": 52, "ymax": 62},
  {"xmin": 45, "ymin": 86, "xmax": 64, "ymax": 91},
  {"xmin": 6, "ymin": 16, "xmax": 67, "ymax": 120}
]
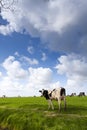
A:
[
  {"xmin": 39, "ymin": 87, "xmax": 66, "ymax": 111},
  {"xmin": 78, "ymin": 92, "xmax": 85, "ymax": 96}
]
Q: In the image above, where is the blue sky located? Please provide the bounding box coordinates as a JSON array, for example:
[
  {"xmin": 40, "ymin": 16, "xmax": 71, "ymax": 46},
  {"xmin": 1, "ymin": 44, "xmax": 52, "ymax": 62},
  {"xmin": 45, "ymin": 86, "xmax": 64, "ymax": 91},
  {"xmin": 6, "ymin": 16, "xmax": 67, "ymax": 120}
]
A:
[{"xmin": 0, "ymin": 0, "xmax": 87, "ymax": 97}]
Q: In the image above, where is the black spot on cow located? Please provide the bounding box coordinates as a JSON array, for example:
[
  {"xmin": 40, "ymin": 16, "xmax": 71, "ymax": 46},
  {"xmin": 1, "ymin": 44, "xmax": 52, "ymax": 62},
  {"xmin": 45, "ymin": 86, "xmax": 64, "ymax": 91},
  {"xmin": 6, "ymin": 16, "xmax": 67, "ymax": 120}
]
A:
[
  {"xmin": 43, "ymin": 90, "xmax": 50, "ymax": 100},
  {"xmin": 60, "ymin": 88, "xmax": 66, "ymax": 96},
  {"xmin": 49, "ymin": 89, "xmax": 55, "ymax": 97}
]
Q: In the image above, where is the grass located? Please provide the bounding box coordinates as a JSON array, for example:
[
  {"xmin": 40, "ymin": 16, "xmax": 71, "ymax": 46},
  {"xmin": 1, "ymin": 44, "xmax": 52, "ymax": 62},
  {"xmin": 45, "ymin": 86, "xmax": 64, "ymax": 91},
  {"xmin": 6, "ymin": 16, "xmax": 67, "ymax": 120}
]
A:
[{"xmin": 0, "ymin": 96, "xmax": 87, "ymax": 130}]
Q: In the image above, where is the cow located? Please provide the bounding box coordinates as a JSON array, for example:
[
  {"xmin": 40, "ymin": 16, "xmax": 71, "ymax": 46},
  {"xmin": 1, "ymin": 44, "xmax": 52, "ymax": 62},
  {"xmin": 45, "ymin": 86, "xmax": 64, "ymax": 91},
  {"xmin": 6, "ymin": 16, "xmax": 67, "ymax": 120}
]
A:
[
  {"xmin": 70, "ymin": 93, "xmax": 76, "ymax": 97},
  {"xmin": 39, "ymin": 87, "xmax": 66, "ymax": 111},
  {"xmin": 78, "ymin": 92, "xmax": 85, "ymax": 96}
]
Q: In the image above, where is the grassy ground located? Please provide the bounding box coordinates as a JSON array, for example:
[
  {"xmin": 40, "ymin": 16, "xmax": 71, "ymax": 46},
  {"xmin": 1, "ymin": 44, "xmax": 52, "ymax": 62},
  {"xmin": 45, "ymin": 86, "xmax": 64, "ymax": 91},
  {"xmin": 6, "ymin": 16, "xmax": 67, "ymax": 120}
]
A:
[{"xmin": 0, "ymin": 96, "xmax": 87, "ymax": 130}]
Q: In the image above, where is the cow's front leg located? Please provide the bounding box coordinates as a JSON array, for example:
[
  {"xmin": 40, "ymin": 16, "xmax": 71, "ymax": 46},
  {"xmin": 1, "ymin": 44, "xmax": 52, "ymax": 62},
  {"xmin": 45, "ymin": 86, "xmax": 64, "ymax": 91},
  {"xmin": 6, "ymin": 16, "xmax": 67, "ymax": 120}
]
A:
[
  {"xmin": 48, "ymin": 99, "xmax": 54, "ymax": 110},
  {"xmin": 48, "ymin": 100, "xmax": 51, "ymax": 109}
]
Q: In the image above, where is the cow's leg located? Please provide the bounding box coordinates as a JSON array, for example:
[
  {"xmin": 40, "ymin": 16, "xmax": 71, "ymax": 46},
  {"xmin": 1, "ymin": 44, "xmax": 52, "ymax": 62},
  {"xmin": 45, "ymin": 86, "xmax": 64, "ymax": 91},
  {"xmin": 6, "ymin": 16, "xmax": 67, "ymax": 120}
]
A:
[
  {"xmin": 48, "ymin": 100, "xmax": 54, "ymax": 110},
  {"xmin": 50, "ymin": 100, "xmax": 54, "ymax": 110},
  {"xmin": 48, "ymin": 100, "xmax": 51, "ymax": 109},
  {"xmin": 57, "ymin": 98, "xmax": 61, "ymax": 111},
  {"xmin": 64, "ymin": 97, "xmax": 66, "ymax": 110}
]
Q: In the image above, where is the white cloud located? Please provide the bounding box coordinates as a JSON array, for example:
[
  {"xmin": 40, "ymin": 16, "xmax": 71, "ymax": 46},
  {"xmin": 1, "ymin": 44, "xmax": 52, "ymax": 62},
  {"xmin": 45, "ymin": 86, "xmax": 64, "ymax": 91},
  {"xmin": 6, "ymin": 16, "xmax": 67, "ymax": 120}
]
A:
[
  {"xmin": 2, "ymin": 56, "xmax": 28, "ymax": 79},
  {"xmin": 50, "ymin": 81, "xmax": 61, "ymax": 90},
  {"xmin": 21, "ymin": 56, "xmax": 39, "ymax": 65},
  {"xmin": 55, "ymin": 54, "xmax": 87, "ymax": 94},
  {"xmin": 0, "ymin": 72, "xmax": 2, "ymax": 77},
  {"xmin": 0, "ymin": 56, "xmax": 54, "ymax": 96},
  {"xmin": 28, "ymin": 67, "xmax": 52, "ymax": 88},
  {"xmin": 1, "ymin": 0, "xmax": 87, "ymax": 95},
  {"xmin": 14, "ymin": 52, "xmax": 20, "ymax": 57},
  {"xmin": 41, "ymin": 52, "xmax": 47, "ymax": 61},
  {"xmin": 0, "ymin": 0, "xmax": 76, "ymax": 34},
  {"xmin": 1, "ymin": 0, "xmax": 87, "ymax": 55},
  {"xmin": 55, "ymin": 54, "xmax": 87, "ymax": 79},
  {"xmin": 1, "ymin": 53, "xmax": 87, "ymax": 96},
  {"xmin": 14, "ymin": 52, "xmax": 39, "ymax": 65},
  {"xmin": 0, "ymin": 76, "xmax": 25, "ymax": 97},
  {"xmin": 0, "ymin": 25, "xmax": 13, "ymax": 35},
  {"xmin": 27, "ymin": 46, "xmax": 34, "ymax": 54}
]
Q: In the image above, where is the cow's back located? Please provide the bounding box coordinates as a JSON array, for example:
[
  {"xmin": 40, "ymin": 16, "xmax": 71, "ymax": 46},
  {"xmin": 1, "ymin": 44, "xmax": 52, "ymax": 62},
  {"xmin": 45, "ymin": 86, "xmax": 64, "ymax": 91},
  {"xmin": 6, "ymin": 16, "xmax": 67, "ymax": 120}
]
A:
[
  {"xmin": 51, "ymin": 88, "xmax": 66, "ymax": 99},
  {"xmin": 51, "ymin": 88, "xmax": 61, "ymax": 99}
]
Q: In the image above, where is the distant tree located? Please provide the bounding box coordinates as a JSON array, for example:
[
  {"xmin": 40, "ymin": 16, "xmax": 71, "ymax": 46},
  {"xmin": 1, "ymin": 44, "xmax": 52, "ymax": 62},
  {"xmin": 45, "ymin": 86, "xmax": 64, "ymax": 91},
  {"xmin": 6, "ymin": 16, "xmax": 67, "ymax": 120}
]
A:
[{"xmin": 0, "ymin": 0, "xmax": 17, "ymax": 13}]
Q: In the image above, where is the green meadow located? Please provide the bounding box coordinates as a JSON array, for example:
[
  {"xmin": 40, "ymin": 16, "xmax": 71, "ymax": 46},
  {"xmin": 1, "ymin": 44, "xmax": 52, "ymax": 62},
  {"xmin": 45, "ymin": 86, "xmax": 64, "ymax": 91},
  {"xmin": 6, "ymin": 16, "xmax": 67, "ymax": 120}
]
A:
[{"xmin": 0, "ymin": 96, "xmax": 87, "ymax": 130}]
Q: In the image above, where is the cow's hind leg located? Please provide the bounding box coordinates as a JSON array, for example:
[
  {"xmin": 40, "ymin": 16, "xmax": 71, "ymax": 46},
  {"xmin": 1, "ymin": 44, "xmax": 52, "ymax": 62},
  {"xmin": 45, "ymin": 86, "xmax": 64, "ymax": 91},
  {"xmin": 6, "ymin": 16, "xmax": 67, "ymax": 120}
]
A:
[
  {"xmin": 57, "ymin": 98, "xmax": 61, "ymax": 111},
  {"xmin": 64, "ymin": 97, "xmax": 66, "ymax": 110}
]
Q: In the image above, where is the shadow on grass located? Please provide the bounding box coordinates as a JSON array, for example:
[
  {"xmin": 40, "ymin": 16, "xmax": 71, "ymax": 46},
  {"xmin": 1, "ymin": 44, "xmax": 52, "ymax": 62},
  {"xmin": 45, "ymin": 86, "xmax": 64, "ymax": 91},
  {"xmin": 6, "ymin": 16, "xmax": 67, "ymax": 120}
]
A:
[
  {"xmin": 19, "ymin": 103, "xmax": 47, "ymax": 110},
  {"xmin": 64, "ymin": 105, "xmax": 87, "ymax": 115},
  {"xmin": 0, "ymin": 103, "xmax": 11, "ymax": 106}
]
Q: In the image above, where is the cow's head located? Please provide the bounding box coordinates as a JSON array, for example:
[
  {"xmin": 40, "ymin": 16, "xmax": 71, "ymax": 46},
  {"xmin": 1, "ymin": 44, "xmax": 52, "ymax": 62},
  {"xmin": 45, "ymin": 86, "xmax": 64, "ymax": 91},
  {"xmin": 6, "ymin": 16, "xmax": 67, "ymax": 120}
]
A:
[
  {"xmin": 39, "ymin": 89, "xmax": 50, "ymax": 99},
  {"xmin": 39, "ymin": 89, "xmax": 44, "ymax": 95}
]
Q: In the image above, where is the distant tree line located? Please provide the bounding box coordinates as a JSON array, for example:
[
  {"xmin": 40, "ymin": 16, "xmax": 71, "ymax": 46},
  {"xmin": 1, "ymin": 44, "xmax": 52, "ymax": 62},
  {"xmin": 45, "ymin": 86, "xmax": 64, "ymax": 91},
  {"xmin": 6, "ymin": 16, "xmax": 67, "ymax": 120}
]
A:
[{"xmin": 0, "ymin": 0, "xmax": 18, "ymax": 13}]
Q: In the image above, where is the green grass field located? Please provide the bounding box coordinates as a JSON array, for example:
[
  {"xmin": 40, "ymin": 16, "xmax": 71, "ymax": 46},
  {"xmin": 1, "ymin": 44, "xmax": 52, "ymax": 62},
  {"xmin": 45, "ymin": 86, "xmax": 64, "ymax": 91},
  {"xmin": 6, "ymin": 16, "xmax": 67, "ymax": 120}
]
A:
[{"xmin": 0, "ymin": 96, "xmax": 87, "ymax": 130}]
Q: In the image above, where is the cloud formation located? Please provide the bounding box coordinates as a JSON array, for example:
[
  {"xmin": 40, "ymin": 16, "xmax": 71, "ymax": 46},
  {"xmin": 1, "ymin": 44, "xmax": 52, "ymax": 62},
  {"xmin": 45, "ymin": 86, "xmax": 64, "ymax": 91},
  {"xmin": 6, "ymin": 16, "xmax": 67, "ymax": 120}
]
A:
[
  {"xmin": 0, "ymin": 0, "xmax": 87, "ymax": 55},
  {"xmin": 0, "ymin": 55, "xmax": 53, "ymax": 96},
  {"xmin": 0, "ymin": 53, "xmax": 87, "ymax": 96},
  {"xmin": 41, "ymin": 52, "xmax": 47, "ymax": 61},
  {"xmin": 20, "ymin": 56, "xmax": 39, "ymax": 65},
  {"xmin": 55, "ymin": 54, "xmax": 87, "ymax": 94},
  {"xmin": 2, "ymin": 56, "xmax": 28, "ymax": 79},
  {"xmin": 0, "ymin": 72, "xmax": 2, "ymax": 77},
  {"xmin": 27, "ymin": 46, "xmax": 34, "ymax": 54},
  {"xmin": 0, "ymin": 0, "xmax": 87, "ymax": 96}
]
